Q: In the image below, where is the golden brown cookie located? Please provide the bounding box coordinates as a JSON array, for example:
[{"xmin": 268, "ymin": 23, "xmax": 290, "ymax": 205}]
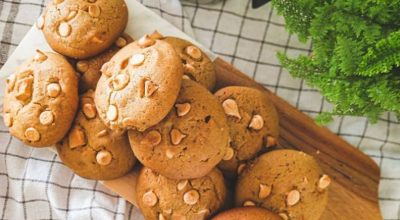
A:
[
  {"xmin": 214, "ymin": 86, "xmax": 279, "ymax": 178},
  {"xmin": 235, "ymin": 150, "xmax": 330, "ymax": 220},
  {"xmin": 212, "ymin": 207, "xmax": 283, "ymax": 220},
  {"xmin": 76, "ymin": 33, "xmax": 134, "ymax": 93},
  {"xmin": 137, "ymin": 166, "xmax": 226, "ymax": 220},
  {"xmin": 95, "ymin": 35, "xmax": 184, "ymax": 132},
  {"xmin": 161, "ymin": 36, "xmax": 216, "ymax": 91},
  {"xmin": 56, "ymin": 90, "xmax": 136, "ymax": 180},
  {"xmin": 128, "ymin": 80, "xmax": 230, "ymax": 180},
  {"xmin": 38, "ymin": 0, "xmax": 128, "ymax": 59},
  {"xmin": 3, "ymin": 50, "xmax": 78, "ymax": 147}
]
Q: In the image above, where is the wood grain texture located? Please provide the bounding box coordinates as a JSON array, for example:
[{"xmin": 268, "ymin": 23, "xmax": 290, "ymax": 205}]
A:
[{"xmin": 103, "ymin": 57, "xmax": 383, "ymax": 220}]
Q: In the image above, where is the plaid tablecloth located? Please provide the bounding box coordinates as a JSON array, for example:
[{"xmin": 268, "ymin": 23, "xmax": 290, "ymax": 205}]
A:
[{"xmin": 1, "ymin": 0, "xmax": 399, "ymax": 219}]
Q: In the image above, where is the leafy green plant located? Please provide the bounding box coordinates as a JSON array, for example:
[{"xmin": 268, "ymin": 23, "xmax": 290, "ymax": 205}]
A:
[{"xmin": 272, "ymin": 0, "xmax": 400, "ymax": 124}]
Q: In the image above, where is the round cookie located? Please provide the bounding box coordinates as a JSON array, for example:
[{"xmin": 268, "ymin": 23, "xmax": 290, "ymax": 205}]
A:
[
  {"xmin": 212, "ymin": 207, "xmax": 283, "ymax": 220},
  {"xmin": 56, "ymin": 90, "xmax": 136, "ymax": 180},
  {"xmin": 38, "ymin": 0, "xmax": 128, "ymax": 59},
  {"xmin": 95, "ymin": 34, "xmax": 184, "ymax": 132},
  {"xmin": 76, "ymin": 33, "xmax": 134, "ymax": 93},
  {"xmin": 128, "ymin": 80, "xmax": 230, "ymax": 180},
  {"xmin": 137, "ymin": 166, "xmax": 226, "ymax": 220},
  {"xmin": 161, "ymin": 35, "xmax": 216, "ymax": 91},
  {"xmin": 235, "ymin": 150, "xmax": 330, "ymax": 220},
  {"xmin": 3, "ymin": 50, "xmax": 78, "ymax": 147},
  {"xmin": 214, "ymin": 86, "xmax": 279, "ymax": 178}
]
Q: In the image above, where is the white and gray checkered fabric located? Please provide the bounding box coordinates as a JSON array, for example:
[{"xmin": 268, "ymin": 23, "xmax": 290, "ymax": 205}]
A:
[{"xmin": 1, "ymin": 0, "xmax": 399, "ymax": 219}]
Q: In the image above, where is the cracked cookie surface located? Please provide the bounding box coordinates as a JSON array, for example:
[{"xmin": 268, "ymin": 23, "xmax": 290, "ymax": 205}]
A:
[
  {"xmin": 76, "ymin": 33, "xmax": 134, "ymax": 93},
  {"xmin": 56, "ymin": 90, "xmax": 136, "ymax": 180},
  {"xmin": 39, "ymin": 0, "xmax": 128, "ymax": 59},
  {"xmin": 128, "ymin": 80, "xmax": 230, "ymax": 180},
  {"xmin": 162, "ymin": 37, "xmax": 216, "ymax": 92},
  {"xmin": 214, "ymin": 86, "xmax": 279, "ymax": 178},
  {"xmin": 137, "ymin": 166, "xmax": 226, "ymax": 220},
  {"xmin": 211, "ymin": 207, "xmax": 283, "ymax": 220},
  {"xmin": 3, "ymin": 51, "xmax": 78, "ymax": 147},
  {"xmin": 235, "ymin": 150, "xmax": 329, "ymax": 220},
  {"xmin": 95, "ymin": 36, "xmax": 184, "ymax": 132}
]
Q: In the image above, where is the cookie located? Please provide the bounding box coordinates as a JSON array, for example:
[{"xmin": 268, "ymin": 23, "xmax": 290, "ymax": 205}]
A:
[
  {"xmin": 235, "ymin": 150, "xmax": 330, "ymax": 220},
  {"xmin": 136, "ymin": 166, "xmax": 226, "ymax": 220},
  {"xmin": 95, "ymin": 34, "xmax": 184, "ymax": 132},
  {"xmin": 38, "ymin": 0, "xmax": 128, "ymax": 59},
  {"xmin": 160, "ymin": 35, "xmax": 216, "ymax": 91},
  {"xmin": 128, "ymin": 80, "xmax": 230, "ymax": 179},
  {"xmin": 56, "ymin": 90, "xmax": 136, "ymax": 180},
  {"xmin": 214, "ymin": 86, "xmax": 279, "ymax": 178},
  {"xmin": 211, "ymin": 207, "xmax": 283, "ymax": 220},
  {"xmin": 3, "ymin": 50, "xmax": 79, "ymax": 147},
  {"xmin": 76, "ymin": 33, "xmax": 134, "ymax": 93}
]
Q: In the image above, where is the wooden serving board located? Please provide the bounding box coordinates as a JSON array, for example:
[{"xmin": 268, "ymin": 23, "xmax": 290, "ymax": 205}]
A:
[{"xmin": 104, "ymin": 57, "xmax": 383, "ymax": 220}]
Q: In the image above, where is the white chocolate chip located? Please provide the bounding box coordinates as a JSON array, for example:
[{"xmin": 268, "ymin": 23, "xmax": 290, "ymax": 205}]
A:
[
  {"xmin": 36, "ymin": 16, "xmax": 44, "ymax": 30},
  {"xmin": 47, "ymin": 83, "xmax": 61, "ymax": 98},
  {"xmin": 97, "ymin": 129, "xmax": 108, "ymax": 137},
  {"xmin": 16, "ymin": 77, "xmax": 34, "ymax": 101},
  {"xmin": 184, "ymin": 64, "xmax": 196, "ymax": 75},
  {"xmin": 25, "ymin": 128, "xmax": 40, "ymax": 142},
  {"xmin": 165, "ymin": 148, "xmax": 174, "ymax": 159},
  {"xmin": 143, "ymin": 190, "xmax": 158, "ymax": 207},
  {"xmin": 76, "ymin": 61, "xmax": 89, "ymax": 73},
  {"xmin": 6, "ymin": 74, "xmax": 16, "ymax": 92},
  {"xmin": 3, "ymin": 113, "xmax": 13, "ymax": 127},
  {"xmin": 150, "ymin": 30, "xmax": 164, "ymax": 39},
  {"xmin": 171, "ymin": 214, "xmax": 187, "ymax": 220},
  {"xmin": 185, "ymin": 46, "xmax": 202, "ymax": 59},
  {"xmin": 175, "ymin": 103, "xmax": 191, "ymax": 117},
  {"xmin": 130, "ymin": 53, "xmax": 145, "ymax": 66},
  {"xmin": 113, "ymin": 73, "xmax": 130, "ymax": 91},
  {"xmin": 318, "ymin": 174, "xmax": 331, "ymax": 190},
  {"xmin": 164, "ymin": 210, "xmax": 172, "ymax": 214},
  {"xmin": 138, "ymin": 34, "xmax": 156, "ymax": 47},
  {"xmin": 170, "ymin": 129, "xmax": 186, "ymax": 145},
  {"xmin": 222, "ymin": 147, "xmax": 234, "ymax": 161},
  {"xmin": 141, "ymin": 130, "xmax": 162, "ymax": 146},
  {"xmin": 279, "ymin": 213, "xmax": 289, "ymax": 220},
  {"xmin": 259, "ymin": 184, "xmax": 272, "ymax": 199},
  {"xmin": 83, "ymin": 103, "xmax": 97, "ymax": 119},
  {"xmin": 107, "ymin": 105, "xmax": 118, "ymax": 121},
  {"xmin": 66, "ymin": 10, "xmax": 77, "ymax": 21},
  {"xmin": 59, "ymin": 22, "xmax": 71, "ymax": 37},
  {"xmin": 68, "ymin": 128, "xmax": 86, "ymax": 148},
  {"xmin": 249, "ymin": 115, "xmax": 264, "ymax": 130},
  {"xmin": 39, "ymin": 111, "xmax": 54, "ymax": 125},
  {"xmin": 177, "ymin": 180, "xmax": 189, "ymax": 191},
  {"xmin": 183, "ymin": 189, "xmax": 199, "ymax": 205},
  {"xmin": 100, "ymin": 63, "xmax": 111, "ymax": 77},
  {"xmin": 96, "ymin": 150, "xmax": 112, "ymax": 165},
  {"xmin": 34, "ymin": 50, "xmax": 48, "ymax": 62},
  {"xmin": 266, "ymin": 136, "xmax": 277, "ymax": 148},
  {"xmin": 243, "ymin": 201, "xmax": 256, "ymax": 207},
  {"xmin": 115, "ymin": 37, "xmax": 127, "ymax": 48},
  {"xmin": 237, "ymin": 163, "xmax": 246, "ymax": 175},
  {"xmin": 287, "ymin": 190, "xmax": 300, "ymax": 206},
  {"xmin": 195, "ymin": 209, "xmax": 210, "ymax": 219},
  {"xmin": 92, "ymin": 36, "xmax": 103, "ymax": 43},
  {"xmin": 222, "ymin": 99, "xmax": 241, "ymax": 119},
  {"xmin": 182, "ymin": 75, "xmax": 191, "ymax": 80},
  {"xmin": 145, "ymin": 81, "xmax": 158, "ymax": 97},
  {"xmin": 159, "ymin": 214, "xmax": 166, "ymax": 220},
  {"xmin": 89, "ymin": 5, "xmax": 101, "ymax": 18}
]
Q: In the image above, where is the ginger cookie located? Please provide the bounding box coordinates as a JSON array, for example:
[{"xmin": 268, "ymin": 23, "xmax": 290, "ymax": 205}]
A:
[
  {"xmin": 235, "ymin": 150, "xmax": 330, "ymax": 220},
  {"xmin": 214, "ymin": 86, "xmax": 279, "ymax": 178},
  {"xmin": 39, "ymin": 0, "xmax": 128, "ymax": 59},
  {"xmin": 212, "ymin": 207, "xmax": 283, "ymax": 220},
  {"xmin": 162, "ymin": 35, "xmax": 216, "ymax": 91},
  {"xmin": 137, "ymin": 166, "xmax": 226, "ymax": 220},
  {"xmin": 128, "ymin": 80, "xmax": 230, "ymax": 180},
  {"xmin": 56, "ymin": 90, "xmax": 136, "ymax": 180},
  {"xmin": 76, "ymin": 33, "xmax": 134, "ymax": 93},
  {"xmin": 3, "ymin": 50, "xmax": 78, "ymax": 147},
  {"xmin": 95, "ymin": 34, "xmax": 184, "ymax": 132}
]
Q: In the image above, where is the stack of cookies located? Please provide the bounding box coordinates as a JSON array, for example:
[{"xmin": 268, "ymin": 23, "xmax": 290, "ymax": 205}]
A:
[{"xmin": 2, "ymin": 0, "xmax": 331, "ymax": 219}]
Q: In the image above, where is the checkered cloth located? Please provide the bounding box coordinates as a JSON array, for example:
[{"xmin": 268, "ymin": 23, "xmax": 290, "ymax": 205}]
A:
[{"xmin": 1, "ymin": 0, "xmax": 399, "ymax": 219}]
